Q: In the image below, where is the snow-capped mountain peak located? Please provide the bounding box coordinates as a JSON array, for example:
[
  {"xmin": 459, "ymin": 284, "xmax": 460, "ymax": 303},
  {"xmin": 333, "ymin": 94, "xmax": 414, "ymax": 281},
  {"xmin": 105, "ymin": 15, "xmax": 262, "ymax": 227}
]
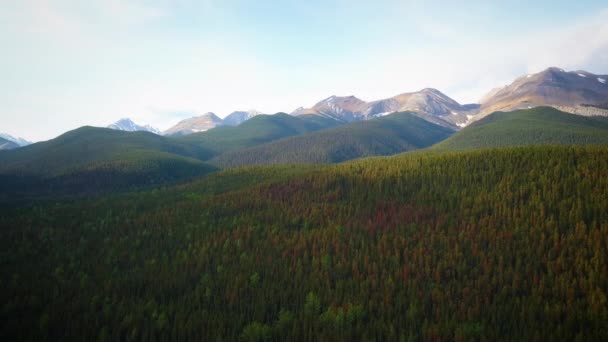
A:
[
  {"xmin": 0, "ymin": 133, "xmax": 32, "ymax": 147},
  {"xmin": 223, "ymin": 110, "xmax": 262, "ymax": 126},
  {"xmin": 107, "ymin": 118, "xmax": 161, "ymax": 134}
]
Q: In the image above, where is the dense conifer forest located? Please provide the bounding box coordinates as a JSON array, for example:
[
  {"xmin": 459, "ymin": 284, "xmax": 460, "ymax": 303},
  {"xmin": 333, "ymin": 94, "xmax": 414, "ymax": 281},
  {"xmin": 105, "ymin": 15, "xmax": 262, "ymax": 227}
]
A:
[
  {"xmin": 1, "ymin": 146, "xmax": 607, "ymax": 340},
  {"xmin": 211, "ymin": 112, "xmax": 453, "ymax": 168},
  {"xmin": 434, "ymin": 107, "xmax": 608, "ymax": 150}
]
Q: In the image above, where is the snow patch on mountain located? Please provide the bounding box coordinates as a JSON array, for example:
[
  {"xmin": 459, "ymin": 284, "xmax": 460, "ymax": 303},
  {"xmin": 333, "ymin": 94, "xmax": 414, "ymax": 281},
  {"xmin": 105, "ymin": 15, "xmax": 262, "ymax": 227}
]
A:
[{"xmin": 375, "ymin": 111, "xmax": 395, "ymax": 117}]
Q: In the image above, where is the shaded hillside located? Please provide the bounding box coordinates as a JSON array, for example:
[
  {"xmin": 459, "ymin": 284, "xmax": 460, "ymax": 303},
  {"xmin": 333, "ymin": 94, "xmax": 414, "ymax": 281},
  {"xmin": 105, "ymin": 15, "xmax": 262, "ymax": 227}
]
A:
[
  {"xmin": 1, "ymin": 146, "xmax": 608, "ymax": 340},
  {"xmin": 211, "ymin": 112, "xmax": 454, "ymax": 167},
  {"xmin": 434, "ymin": 107, "xmax": 608, "ymax": 150}
]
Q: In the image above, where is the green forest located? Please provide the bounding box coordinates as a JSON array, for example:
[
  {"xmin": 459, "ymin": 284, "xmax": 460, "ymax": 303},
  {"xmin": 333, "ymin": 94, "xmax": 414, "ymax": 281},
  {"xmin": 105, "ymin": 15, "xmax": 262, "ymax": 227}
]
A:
[
  {"xmin": 211, "ymin": 112, "xmax": 453, "ymax": 167},
  {"xmin": 2, "ymin": 145, "xmax": 608, "ymax": 340},
  {"xmin": 434, "ymin": 107, "xmax": 608, "ymax": 150},
  {"xmin": 4, "ymin": 107, "xmax": 605, "ymax": 200}
]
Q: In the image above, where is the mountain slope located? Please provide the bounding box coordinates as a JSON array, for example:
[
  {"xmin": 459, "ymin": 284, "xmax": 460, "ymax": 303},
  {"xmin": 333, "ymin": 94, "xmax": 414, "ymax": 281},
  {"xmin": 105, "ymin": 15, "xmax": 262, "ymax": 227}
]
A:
[
  {"xmin": 177, "ymin": 113, "xmax": 341, "ymax": 155},
  {"xmin": 108, "ymin": 118, "xmax": 160, "ymax": 134},
  {"xmin": 434, "ymin": 106, "xmax": 608, "ymax": 150},
  {"xmin": 478, "ymin": 67, "xmax": 608, "ymax": 118},
  {"xmin": 211, "ymin": 112, "xmax": 454, "ymax": 167},
  {"xmin": 164, "ymin": 113, "xmax": 224, "ymax": 136},
  {"xmin": 0, "ymin": 137, "xmax": 19, "ymax": 150},
  {"xmin": 0, "ymin": 127, "xmax": 216, "ymax": 198}
]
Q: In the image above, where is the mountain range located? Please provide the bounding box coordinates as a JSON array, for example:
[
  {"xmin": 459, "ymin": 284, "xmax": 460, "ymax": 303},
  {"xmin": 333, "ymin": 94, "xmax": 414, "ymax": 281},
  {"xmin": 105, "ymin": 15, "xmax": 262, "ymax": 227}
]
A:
[
  {"xmin": 290, "ymin": 67, "xmax": 608, "ymax": 129},
  {"xmin": 291, "ymin": 88, "xmax": 475, "ymax": 129},
  {"xmin": 91, "ymin": 67, "xmax": 608, "ymax": 139},
  {"xmin": 5, "ymin": 67, "xmax": 608, "ymax": 150}
]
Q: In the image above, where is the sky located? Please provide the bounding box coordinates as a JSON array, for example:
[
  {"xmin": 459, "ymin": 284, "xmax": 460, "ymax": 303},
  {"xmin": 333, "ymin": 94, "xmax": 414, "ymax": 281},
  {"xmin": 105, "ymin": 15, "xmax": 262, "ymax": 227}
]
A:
[{"xmin": 1, "ymin": 0, "xmax": 608, "ymax": 141}]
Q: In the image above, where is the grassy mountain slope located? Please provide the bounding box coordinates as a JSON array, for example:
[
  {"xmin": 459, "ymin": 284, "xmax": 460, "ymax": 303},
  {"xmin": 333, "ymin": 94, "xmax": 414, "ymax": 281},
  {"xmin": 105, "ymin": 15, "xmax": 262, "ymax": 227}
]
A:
[
  {"xmin": 177, "ymin": 113, "xmax": 341, "ymax": 155},
  {"xmin": 0, "ymin": 127, "xmax": 216, "ymax": 198},
  {"xmin": 435, "ymin": 106, "xmax": 608, "ymax": 150},
  {"xmin": 2, "ymin": 146, "xmax": 608, "ymax": 340},
  {"xmin": 211, "ymin": 112, "xmax": 454, "ymax": 167}
]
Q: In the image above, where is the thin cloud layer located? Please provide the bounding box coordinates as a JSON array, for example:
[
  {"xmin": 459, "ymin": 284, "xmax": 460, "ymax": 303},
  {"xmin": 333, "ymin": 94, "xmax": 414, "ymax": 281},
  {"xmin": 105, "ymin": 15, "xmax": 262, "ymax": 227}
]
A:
[{"xmin": 1, "ymin": 1, "xmax": 607, "ymax": 141}]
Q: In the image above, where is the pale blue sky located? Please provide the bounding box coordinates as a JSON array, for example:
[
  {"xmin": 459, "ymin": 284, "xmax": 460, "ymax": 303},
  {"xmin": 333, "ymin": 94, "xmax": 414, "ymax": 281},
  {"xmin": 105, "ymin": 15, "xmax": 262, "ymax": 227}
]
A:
[{"xmin": 2, "ymin": 0, "xmax": 608, "ymax": 140}]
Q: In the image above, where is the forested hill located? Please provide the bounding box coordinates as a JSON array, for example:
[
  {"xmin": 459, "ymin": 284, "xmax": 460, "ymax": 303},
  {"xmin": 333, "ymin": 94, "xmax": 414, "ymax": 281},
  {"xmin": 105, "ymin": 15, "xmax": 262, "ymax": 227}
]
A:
[
  {"xmin": 434, "ymin": 106, "xmax": 608, "ymax": 150},
  {"xmin": 176, "ymin": 113, "xmax": 341, "ymax": 155},
  {"xmin": 0, "ymin": 126, "xmax": 216, "ymax": 198},
  {"xmin": 2, "ymin": 145, "xmax": 607, "ymax": 340},
  {"xmin": 211, "ymin": 112, "xmax": 454, "ymax": 167}
]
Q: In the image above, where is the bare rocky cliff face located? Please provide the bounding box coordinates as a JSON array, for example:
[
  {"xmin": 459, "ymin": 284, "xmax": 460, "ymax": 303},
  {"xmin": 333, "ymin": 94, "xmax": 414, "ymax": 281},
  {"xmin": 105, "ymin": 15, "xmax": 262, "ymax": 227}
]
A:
[
  {"xmin": 292, "ymin": 67, "xmax": 608, "ymax": 129},
  {"xmin": 292, "ymin": 89, "xmax": 476, "ymax": 129},
  {"xmin": 477, "ymin": 67, "xmax": 608, "ymax": 119}
]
